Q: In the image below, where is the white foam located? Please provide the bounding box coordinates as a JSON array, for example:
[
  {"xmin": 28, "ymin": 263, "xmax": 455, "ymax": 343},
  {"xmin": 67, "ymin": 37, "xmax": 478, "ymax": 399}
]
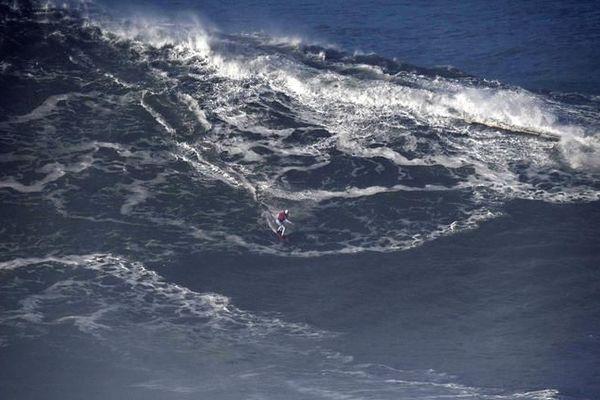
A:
[
  {"xmin": 88, "ymin": 14, "xmax": 600, "ymax": 257},
  {"xmin": 283, "ymin": 362, "xmax": 561, "ymax": 400},
  {"xmin": 0, "ymin": 169, "xmax": 65, "ymax": 193},
  {"xmin": 130, "ymin": 380, "xmax": 197, "ymax": 394},
  {"xmin": 0, "ymin": 254, "xmax": 101, "ymax": 271},
  {"xmin": 177, "ymin": 93, "xmax": 212, "ymax": 130},
  {"xmin": 557, "ymin": 131, "xmax": 600, "ymax": 171},
  {"xmin": 0, "ymin": 156, "xmax": 93, "ymax": 193},
  {"xmin": 0, "ymin": 61, "xmax": 11, "ymax": 74},
  {"xmin": 0, "ymin": 248, "xmax": 561, "ymax": 399},
  {"xmin": 2, "ymin": 93, "xmax": 77, "ymax": 125},
  {"xmin": 119, "ymin": 180, "xmax": 151, "ymax": 215},
  {"xmin": 0, "ymin": 253, "xmax": 329, "ymax": 343},
  {"xmin": 54, "ymin": 307, "xmax": 114, "ymax": 336},
  {"xmin": 103, "ymin": 72, "xmax": 136, "ymax": 89},
  {"xmin": 174, "ymin": 141, "xmax": 258, "ymax": 200},
  {"xmin": 268, "ymin": 182, "xmax": 465, "ymax": 202},
  {"xmin": 98, "ymin": 17, "xmax": 249, "ymax": 80},
  {"xmin": 99, "ymin": 17, "xmax": 180, "ymax": 49},
  {"xmin": 140, "ymin": 91, "xmax": 176, "ymax": 134},
  {"xmin": 273, "ymin": 67, "xmax": 572, "ymax": 141}
]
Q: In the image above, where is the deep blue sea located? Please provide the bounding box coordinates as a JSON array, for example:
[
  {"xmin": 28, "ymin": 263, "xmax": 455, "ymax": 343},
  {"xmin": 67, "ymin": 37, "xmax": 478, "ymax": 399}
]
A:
[{"xmin": 1, "ymin": 1, "xmax": 599, "ymax": 399}]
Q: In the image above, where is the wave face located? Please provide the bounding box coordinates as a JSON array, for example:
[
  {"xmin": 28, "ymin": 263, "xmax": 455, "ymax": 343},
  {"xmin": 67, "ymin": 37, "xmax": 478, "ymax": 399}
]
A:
[
  {"xmin": 0, "ymin": 2, "xmax": 599, "ymax": 399},
  {"xmin": 2, "ymin": 1, "xmax": 599, "ymax": 257}
]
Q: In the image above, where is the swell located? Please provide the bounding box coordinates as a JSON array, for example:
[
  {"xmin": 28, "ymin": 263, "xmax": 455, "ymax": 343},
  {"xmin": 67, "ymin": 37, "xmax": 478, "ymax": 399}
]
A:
[
  {"xmin": 1, "ymin": 2, "xmax": 599, "ymax": 257},
  {"xmin": 0, "ymin": 3, "xmax": 591, "ymax": 398},
  {"xmin": 0, "ymin": 253, "xmax": 562, "ymax": 399}
]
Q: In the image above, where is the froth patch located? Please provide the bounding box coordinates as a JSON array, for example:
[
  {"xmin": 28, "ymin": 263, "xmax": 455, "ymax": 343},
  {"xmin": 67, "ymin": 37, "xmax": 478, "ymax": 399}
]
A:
[
  {"xmin": 140, "ymin": 91, "xmax": 176, "ymax": 135},
  {"xmin": 173, "ymin": 141, "xmax": 258, "ymax": 200},
  {"xmin": 13, "ymin": 4, "xmax": 597, "ymax": 259},
  {"xmin": 268, "ymin": 182, "xmax": 464, "ymax": 202},
  {"xmin": 557, "ymin": 132, "xmax": 600, "ymax": 171},
  {"xmin": 444, "ymin": 87, "xmax": 561, "ymax": 138},
  {"xmin": 119, "ymin": 174, "xmax": 166, "ymax": 215},
  {"xmin": 0, "ymin": 253, "xmax": 329, "ymax": 345},
  {"xmin": 1, "ymin": 92, "xmax": 83, "ymax": 125},
  {"xmin": 97, "ymin": 16, "xmax": 248, "ymax": 80},
  {"xmin": 177, "ymin": 93, "xmax": 212, "ymax": 130},
  {"xmin": 0, "ymin": 159, "xmax": 93, "ymax": 193}
]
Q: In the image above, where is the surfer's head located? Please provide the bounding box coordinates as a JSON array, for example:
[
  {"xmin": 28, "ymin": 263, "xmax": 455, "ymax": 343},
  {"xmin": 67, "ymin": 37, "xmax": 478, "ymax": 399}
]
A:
[{"xmin": 284, "ymin": 209, "xmax": 289, "ymax": 216}]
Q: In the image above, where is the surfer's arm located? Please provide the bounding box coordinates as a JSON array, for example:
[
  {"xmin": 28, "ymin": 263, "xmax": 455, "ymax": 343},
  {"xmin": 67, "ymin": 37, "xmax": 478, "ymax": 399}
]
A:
[{"xmin": 285, "ymin": 219, "xmax": 293, "ymax": 224}]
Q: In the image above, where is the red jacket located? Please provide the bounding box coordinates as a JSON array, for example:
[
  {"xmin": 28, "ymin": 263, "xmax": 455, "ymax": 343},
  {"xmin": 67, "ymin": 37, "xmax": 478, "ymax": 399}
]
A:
[{"xmin": 277, "ymin": 211, "xmax": 287, "ymax": 222}]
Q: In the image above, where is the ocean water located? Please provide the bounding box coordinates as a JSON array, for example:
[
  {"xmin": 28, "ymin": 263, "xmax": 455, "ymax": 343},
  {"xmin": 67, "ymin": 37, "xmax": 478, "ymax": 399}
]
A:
[{"xmin": 0, "ymin": 1, "xmax": 599, "ymax": 399}]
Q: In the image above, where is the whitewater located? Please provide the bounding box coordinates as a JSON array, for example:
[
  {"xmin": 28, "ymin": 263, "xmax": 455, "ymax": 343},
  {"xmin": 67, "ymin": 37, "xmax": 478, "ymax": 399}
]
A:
[{"xmin": 1, "ymin": 1, "xmax": 599, "ymax": 399}]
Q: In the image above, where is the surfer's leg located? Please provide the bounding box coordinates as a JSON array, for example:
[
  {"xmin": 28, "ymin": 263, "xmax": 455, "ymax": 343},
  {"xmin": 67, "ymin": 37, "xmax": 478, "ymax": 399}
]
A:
[{"xmin": 275, "ymin": 219, "xmax": 285, "ymax": 236}]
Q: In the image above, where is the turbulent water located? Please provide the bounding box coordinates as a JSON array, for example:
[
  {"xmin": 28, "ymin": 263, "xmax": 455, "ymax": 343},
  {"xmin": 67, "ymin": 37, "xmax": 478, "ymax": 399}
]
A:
[{"xmin": 1, "ymin": 1, "xmax": 599, "ymax": 399}]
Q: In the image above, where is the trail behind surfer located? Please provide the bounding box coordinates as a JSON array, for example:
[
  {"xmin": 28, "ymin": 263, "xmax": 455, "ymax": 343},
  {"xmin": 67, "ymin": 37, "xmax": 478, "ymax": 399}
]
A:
[{"xmin": 275, "ymin": 209, "xmax": 293, "ymax": 237}]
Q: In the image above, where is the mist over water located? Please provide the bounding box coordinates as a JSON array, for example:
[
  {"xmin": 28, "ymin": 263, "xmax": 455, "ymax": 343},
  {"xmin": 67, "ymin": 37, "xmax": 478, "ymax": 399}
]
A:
[{"xmin": 0, "ymin": 1, "xmax": 599, "ymax": 399}]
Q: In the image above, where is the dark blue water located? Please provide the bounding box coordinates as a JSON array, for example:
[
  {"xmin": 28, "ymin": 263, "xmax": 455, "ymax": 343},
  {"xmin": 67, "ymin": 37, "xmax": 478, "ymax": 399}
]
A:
[{"xmin": 1, "ymin": 1, "xmax": 599, "ymax": 399}]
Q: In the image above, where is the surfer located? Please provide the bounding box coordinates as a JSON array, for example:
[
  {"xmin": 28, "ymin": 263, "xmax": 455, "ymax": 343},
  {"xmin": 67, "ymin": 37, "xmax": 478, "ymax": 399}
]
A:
[{"xmin": 275, "ymin": 209, "xmax": 293, "ymax": 237}]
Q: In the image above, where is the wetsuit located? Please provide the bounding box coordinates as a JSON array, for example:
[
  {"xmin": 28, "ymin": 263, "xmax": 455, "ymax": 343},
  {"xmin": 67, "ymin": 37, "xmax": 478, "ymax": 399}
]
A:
[{"xmin": 275, "ymin": 211, "xmax": 290, "ymax": 236}]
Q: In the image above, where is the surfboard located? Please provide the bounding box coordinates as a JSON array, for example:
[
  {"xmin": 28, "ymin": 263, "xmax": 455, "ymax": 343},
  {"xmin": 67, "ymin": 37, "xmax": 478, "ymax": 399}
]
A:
[{"xmin": 265, "ymin": 212, "xmax": 286, "ymax": 240}]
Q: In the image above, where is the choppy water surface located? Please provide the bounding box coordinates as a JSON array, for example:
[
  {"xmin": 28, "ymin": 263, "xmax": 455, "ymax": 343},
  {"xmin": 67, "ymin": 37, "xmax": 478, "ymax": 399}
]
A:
[{"xmin": 0, "ymin": 1, "xmax": 599, "ymax": 399}]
